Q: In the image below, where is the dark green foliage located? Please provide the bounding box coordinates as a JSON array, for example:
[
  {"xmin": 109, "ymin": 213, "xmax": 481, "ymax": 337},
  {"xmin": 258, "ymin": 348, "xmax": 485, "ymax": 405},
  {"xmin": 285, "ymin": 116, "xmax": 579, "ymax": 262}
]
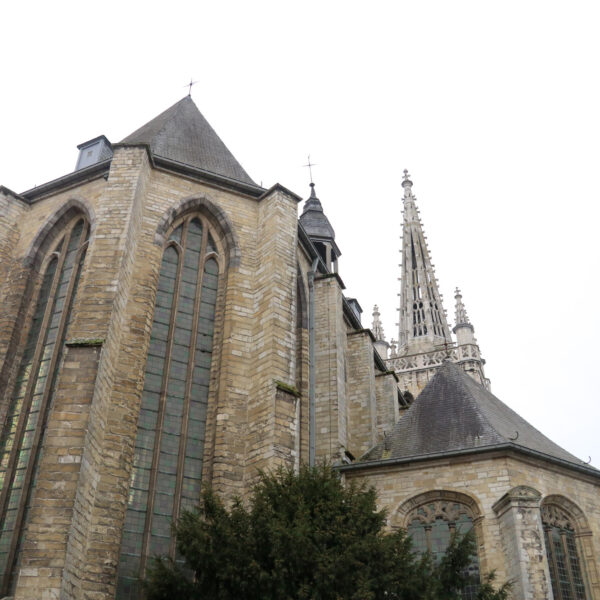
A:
[{"xmin": 144, "ymin": 465, "xmax": 510, "ymax": 600}]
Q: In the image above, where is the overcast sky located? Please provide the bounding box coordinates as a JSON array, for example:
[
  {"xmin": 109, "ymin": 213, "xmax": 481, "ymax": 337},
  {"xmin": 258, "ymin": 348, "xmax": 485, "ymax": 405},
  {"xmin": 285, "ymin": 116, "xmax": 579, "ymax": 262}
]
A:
[{"xmin": 2, "ymin": 1, "xmax": 599, "ymax": 466}]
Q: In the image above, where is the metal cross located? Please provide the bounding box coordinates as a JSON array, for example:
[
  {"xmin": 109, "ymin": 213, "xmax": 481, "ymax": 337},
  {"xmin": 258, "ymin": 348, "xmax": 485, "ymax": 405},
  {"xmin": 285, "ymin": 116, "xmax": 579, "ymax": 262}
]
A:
[
  {"xmin": 303, "ymin": 155, "xmax": 317, "ymax": 184},
  {"xmin": 185, "ymin": 78, "xmax": 199, "ymax": 96}
]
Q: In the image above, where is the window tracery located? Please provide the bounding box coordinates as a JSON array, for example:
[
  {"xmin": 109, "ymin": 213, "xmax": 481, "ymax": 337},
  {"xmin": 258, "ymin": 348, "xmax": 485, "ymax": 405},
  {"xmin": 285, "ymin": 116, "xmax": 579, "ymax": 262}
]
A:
[
  {"xmin": 116, "ymin": 214, "xmax": 221, "ymax": 599},
  {"xmin": 542, "ymin": 503, "xmax": 588, "ymax": 600},
  {"xmin": 406, "ymin": 498, "xmax": 481, "ymax": 600},
  {"xmin": 0, "ymin": 215, "xmax": 89, "ymax": 595}
]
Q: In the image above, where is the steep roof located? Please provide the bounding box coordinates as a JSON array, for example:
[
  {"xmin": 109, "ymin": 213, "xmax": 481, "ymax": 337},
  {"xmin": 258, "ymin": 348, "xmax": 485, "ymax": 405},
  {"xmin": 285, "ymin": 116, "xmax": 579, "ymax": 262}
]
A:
[
  {"xmin": 120, "ymin": 96, "xmax": 255, "ymax": 185},
  {"xmin": 360, "ymin": 360, "xmax": 589, "ymax": 469}
]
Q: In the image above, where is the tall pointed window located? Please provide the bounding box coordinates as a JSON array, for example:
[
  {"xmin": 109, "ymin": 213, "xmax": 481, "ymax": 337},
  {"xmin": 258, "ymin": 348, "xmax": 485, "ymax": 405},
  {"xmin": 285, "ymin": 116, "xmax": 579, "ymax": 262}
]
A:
[
  {"xmin": 117, "ymin": 215, "xmax": 220, "ymax": 599},
  {"xmin": 0, "ymin": 215, "xmax": 89, "ymax": 595},
  {"xmin": 406, "ymin": 499, "xmax": 481, "ymax": 600},
  {"xmin": 542, "ymin": 503, "xmax": 588, "ymax": 600}
]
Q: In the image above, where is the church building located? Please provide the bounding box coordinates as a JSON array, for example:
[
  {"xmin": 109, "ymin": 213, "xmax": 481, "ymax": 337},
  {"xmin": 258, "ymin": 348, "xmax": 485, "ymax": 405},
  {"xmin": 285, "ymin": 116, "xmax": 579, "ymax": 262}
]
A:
[{"xmin": 0, "ymin": 96, "xmax": 598, "ymax": 600}]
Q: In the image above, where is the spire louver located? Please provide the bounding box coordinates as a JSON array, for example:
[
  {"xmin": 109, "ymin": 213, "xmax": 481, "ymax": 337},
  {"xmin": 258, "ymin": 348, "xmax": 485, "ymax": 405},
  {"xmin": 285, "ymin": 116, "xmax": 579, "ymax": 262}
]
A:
[{"xmin": 398, "ymin": 171, "xmax": 451, "ymax": 353}]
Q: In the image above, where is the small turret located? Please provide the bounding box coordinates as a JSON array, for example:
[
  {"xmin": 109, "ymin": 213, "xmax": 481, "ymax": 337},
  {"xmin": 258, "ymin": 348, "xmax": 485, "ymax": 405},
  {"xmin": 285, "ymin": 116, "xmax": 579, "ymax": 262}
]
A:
[
  {"xmin": 453, "ymin": 288, "xmax": 476, "ymax": 345},
  {"xmin": 371, "ymin": 305, "xmax": 389, "ymax": 359},
  {"xmin": 299, "ymin": 183, "xmax": 341, "ymax": 272}
]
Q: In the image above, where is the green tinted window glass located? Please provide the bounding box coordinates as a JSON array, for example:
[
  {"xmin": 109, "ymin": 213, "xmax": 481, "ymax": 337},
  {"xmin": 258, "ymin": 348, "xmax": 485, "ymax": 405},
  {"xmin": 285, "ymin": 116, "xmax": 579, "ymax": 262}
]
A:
[
  {"xmin": 0, "ymin": 218, "xmax": 88, "ymax": 592},
  {"xmin": 117, "ymin": 217, "xmax": 220, "ymax": 598}
]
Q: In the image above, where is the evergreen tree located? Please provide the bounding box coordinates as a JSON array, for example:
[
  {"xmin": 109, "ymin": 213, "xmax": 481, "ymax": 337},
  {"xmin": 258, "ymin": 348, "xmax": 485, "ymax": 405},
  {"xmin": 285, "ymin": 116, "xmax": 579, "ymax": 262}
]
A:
[{"xmin": 144, "ymin": 465, "xmax": 510, "ymax": 600}]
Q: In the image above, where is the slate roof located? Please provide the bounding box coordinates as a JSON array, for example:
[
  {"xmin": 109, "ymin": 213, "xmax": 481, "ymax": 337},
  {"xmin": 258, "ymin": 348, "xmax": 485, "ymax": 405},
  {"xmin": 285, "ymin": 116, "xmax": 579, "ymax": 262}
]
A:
[
  {"xmin": 360, "ymin": 360, "xmax": 589, "ymax": 469},
  {"xmin": 120, "ymin": 96, "xmax": 255, "ymax": 185}
]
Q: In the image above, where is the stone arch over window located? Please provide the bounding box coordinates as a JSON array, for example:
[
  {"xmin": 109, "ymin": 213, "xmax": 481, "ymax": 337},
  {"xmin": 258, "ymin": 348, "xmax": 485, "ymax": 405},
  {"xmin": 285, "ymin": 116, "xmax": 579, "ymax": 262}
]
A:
[
  {"xmin": 0, "ymin": 212, "xmax": 90, "ymax": 595},
  {"xmin": 154, "ymin": 194, "xmax": 240, "ymax": 268},
  {"xmin": 541, "ymin": 495, "xmax": 599, "ymax": 600},
  {"xmin": 22, "ymin": 197, "xmax": 95, "ymax": 270},
  {"xmin": 116, "ymin": 211, "xmax": 227, "ymax": 599},
  {"xmin": 397, "ymin": 490, "xmax": 484, "ymax": 600}
]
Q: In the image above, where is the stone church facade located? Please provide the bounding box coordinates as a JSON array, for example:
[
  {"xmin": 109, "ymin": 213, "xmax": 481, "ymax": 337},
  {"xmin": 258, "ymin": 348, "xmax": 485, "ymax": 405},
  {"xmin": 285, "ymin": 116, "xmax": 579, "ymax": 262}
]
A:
[{"xmin": 0, "ymin": 97, "xmax": 597, "ymax": 599}]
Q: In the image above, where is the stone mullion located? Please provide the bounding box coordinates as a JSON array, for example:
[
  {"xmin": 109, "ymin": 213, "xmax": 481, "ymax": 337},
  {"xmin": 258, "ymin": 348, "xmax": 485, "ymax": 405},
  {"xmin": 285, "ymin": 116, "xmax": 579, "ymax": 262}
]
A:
[
  {"xmin": 560, "ymin": 532, "xmax": 578, "ymax": 600},
  {"xmin": 139, "ymin": 227, "xmax": 187, "ymax": 579},
  {"xmin": 546, "ymin": 527, "xmax": 562, "ymax": 600},
  {"xmin": 3, "ymin": 223, "xmax": 87, "ymax": 589},
  {"xmin": 170, "ymin": 220, "xmax": 209, "ymax": 558},
  {"xmin": 424, "ymin": 525, "xmax": 433, "ymax": 553},
  {"xmin": 0, "ymin": 238, "xmax": 69, "ymax": 594}
]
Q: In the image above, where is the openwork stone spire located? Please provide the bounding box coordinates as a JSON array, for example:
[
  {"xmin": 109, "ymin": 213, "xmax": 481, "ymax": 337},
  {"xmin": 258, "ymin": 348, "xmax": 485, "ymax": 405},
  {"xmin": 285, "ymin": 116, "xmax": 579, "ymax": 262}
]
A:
[
  {"xmin": 453, "ymin": 287, "xmax": 476, "ymax": 346},
  {"xmin": 372, "ymin": 304, "xmax": 390, "ymax": 359},
  {"xmin": 398, "ymin": 170, "xmax": 451, "ymax": 353},
  {"xmin": 454, "ymin": 288, "xmax": 471, "ymax": 326},
  {"xmin": 372, "ymin": 305, "xmax": 385, "ymax": 341}
]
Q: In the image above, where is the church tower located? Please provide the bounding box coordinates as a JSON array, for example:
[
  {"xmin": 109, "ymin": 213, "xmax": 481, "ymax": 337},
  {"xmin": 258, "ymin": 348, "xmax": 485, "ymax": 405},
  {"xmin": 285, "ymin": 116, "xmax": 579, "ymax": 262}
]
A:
[{"xmin": 386, "ymin": 171, "xmax": 488, "ymax": 396}]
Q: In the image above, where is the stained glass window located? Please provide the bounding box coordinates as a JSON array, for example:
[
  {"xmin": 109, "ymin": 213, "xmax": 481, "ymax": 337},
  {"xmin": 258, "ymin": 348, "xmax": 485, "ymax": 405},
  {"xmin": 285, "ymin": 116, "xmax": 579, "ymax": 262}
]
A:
[
  {"xmin": 542, "ymin": 504, "xmax": 588, "ymax": 600},
  {"xmin": 0, "ymin": 216, "xmax": 89, "ymax": 595},
  {"xmin": 116, "ymin": 216, "xmax": 220, "ymax": 599},
  {"xmin": 407, "ymin": 500, "xmax": 481, "ymax": 600}
]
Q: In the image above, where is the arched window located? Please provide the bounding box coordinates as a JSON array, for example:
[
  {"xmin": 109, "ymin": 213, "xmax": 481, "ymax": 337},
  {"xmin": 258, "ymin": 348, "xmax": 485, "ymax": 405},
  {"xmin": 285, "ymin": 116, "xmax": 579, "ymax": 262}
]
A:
[
  {"xmin": 116, "ymin": 215, "xmax": 221, "ymax": 599},
  {"xmin": 405, "ymin": 497, "xmax": 481, "ymax": 600},
  {"xmin": 0, "ymin": 215, "xmax": 90, "ymax": 595},
  {"xmin": 542, "ymin": 502, "xmax": 588, "ymax": 600}
]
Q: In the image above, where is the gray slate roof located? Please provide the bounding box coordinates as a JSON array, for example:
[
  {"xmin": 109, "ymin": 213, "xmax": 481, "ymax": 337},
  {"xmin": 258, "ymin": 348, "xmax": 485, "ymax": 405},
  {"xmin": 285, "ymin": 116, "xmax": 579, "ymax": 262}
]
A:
[
  {"xmin": 361, "ymin": 360, "xmax": 588, "ymax": 468},
  {"xmin": 120, "ymin": 96, "xmax": 255, "ymax": 185}
]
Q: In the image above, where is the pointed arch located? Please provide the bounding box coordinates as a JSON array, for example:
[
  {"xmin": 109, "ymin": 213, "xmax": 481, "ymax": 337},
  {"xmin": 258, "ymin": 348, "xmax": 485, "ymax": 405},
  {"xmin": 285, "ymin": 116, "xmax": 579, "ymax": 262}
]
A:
[
  {"xmin": 396, "ymin": 490, "xmax": 484, "ymax": 599},
  {"xmin": 154, "ymin": 194, "xmax": 240, "ymax": 268},
  {"xmin": 395, "ymin": 489, "xmax": 482, "ymax": 525},
  {"xmin": 23, "ymin": 197, "xmax": 95, "ymax": 270}
]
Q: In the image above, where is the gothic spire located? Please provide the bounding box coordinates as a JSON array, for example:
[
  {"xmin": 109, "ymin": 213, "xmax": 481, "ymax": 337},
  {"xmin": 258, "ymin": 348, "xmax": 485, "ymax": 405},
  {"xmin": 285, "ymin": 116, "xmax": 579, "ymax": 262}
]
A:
[{"xmin": 397, "ymin": 170, "xmax": 451, "ymax": 353}]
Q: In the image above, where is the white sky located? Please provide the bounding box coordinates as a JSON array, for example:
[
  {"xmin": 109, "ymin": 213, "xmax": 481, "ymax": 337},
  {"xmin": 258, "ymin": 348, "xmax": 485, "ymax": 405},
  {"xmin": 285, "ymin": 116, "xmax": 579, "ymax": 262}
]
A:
[{"xmin": 2, "ymin": 1, "xmax": 599, "ymax": 467}]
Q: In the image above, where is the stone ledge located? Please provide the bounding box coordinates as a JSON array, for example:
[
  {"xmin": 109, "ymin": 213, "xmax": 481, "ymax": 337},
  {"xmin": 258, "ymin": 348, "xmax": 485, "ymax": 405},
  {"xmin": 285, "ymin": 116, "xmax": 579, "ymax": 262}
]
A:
[
  {"xmin": 274, "ymin": 380, "xmax": 301, "ymax": 398},
  {"xmin": 65, "ymin": 338, "xmax": 104, "ymax": 347}
]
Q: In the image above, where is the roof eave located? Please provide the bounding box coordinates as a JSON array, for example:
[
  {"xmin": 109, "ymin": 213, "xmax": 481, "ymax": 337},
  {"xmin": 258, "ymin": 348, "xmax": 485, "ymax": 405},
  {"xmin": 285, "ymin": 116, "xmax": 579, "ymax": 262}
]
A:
[
  {"xmin": 21, "ymin": 159, "xmax": 112, "ymax": 202},
  {"xmin": 337, "ymin": 442, "xmax": 600, "ymax": 480},
  {"xmin": 152, "ymin": 155, "xmax": 264, "ymax": 197}
]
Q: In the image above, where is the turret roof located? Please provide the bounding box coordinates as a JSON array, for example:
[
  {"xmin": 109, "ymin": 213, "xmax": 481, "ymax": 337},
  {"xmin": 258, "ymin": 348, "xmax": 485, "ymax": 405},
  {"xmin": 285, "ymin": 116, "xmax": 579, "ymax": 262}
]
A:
[
  {"xmin": 299, "ymin": 183, "xmax": 337, "ymax": 242},
  {"xmin": 360, "ymin": 361, "xmax": 591, "ymax": 471},
  {"xmin": 120, "ymin": 96, "xmax": 255, "ymax": 185}
]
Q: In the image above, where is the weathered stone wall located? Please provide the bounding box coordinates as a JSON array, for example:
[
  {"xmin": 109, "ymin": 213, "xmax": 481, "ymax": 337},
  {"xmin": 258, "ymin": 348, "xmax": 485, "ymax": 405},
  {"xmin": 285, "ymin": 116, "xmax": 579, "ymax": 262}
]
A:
[
  {"xmin": 374, "ymin": 372, "xmax": 398, "ymax": 438},
  {"xmin": 245, "ymin": 187, "xmax": 299, "ymax": 479},
  {"xmin": 313, "ymin": 274, "xmax": 348, "ymax": 462},
  {"xmin": 0, "ymin": 190, "xmax": 28, "ymax": 393},
  {"xmin": 346, "ymin": 330, "xmax": 377, "ymax": 459}
]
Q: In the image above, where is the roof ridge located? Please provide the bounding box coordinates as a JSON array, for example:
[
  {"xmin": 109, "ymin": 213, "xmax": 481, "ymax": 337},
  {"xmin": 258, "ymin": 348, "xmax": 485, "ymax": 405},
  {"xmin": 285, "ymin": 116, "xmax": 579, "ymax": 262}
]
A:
[{"xmin": 119, "ymin": 97, "xmax": 255, "ymax": 185}]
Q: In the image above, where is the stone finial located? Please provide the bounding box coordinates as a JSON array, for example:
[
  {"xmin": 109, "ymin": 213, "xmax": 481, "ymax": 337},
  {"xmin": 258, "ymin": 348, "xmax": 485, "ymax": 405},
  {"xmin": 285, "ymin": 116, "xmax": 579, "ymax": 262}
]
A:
[
  {"xmin": 390, "ymin": 339, "xmax": 398, "ymax": 357},
  {"xmin": 401, "ymin": 169, "xmax": 413, "ymax": 198},
  {"xmin": 372, "ymin": 305, "xmax": 386, "ymax": 341}
]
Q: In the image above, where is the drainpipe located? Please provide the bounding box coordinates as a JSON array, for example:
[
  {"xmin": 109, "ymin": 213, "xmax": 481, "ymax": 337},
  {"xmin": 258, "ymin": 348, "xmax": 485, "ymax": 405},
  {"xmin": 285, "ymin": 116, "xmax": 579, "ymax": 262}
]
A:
[{"xmin": 308, "ymin": 258, "xmax": 319, "ymax": 466}]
